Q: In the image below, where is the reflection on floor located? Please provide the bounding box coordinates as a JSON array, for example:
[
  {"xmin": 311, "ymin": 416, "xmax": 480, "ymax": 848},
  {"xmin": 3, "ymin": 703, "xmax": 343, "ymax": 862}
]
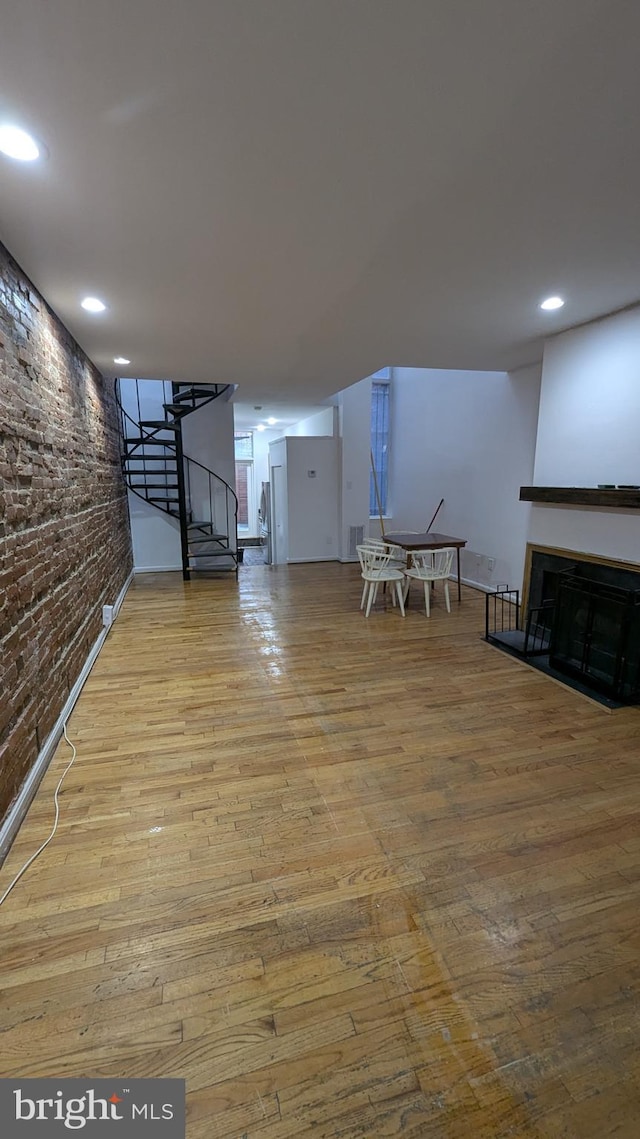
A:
[
  {"xmin": 240, "ymin": 544, "xmax": 269, "ymax": 566},
  {"xmin": 1, "ymin": 563, "xmax": 640, "ymax": 1137}
]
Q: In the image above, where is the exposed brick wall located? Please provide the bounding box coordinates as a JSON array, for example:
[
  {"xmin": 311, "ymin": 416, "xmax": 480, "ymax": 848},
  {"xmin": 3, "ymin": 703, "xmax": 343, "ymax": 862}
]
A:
[{"xmin": 0, "ymin": 242, "xmax": 133, "ymax": 823}]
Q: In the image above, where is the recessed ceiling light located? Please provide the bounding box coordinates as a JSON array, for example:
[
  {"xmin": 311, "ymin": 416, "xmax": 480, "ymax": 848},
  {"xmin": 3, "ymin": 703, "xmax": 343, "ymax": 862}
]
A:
[
  {"xmin": 113, "ymin": 356, "xmax": 130, "ymax": 365},
  {"xmin": 81, "ymin": 296, "xmax": 107, "ymax": 313},
  {"xmin": 0, "ymin": 124, "xmax": 40, "ymax": 161},
  {"xmin": 539, "ymin": 295, "xmax": 565, "ymax": 311},
  {"xmin": 256, "ymin": 424, "xmax": 266, "ymax": 432},
  {"xmin": 267, "ymin": 417, "xmax": 277, "ymax": 425}
]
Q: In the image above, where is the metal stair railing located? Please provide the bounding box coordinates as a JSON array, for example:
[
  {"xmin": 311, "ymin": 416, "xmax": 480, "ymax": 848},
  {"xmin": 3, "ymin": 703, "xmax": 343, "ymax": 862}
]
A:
[
  {"xmin": 115, "ymin": 378, "xmax": 238, "ymax": 579},
  {"xmin": 118, "ymin": 401, "xmax": 179, "ymax": 512},
  {"xmin": 184, "ymin": 455, "xmax": 239, "ymax": 577}
]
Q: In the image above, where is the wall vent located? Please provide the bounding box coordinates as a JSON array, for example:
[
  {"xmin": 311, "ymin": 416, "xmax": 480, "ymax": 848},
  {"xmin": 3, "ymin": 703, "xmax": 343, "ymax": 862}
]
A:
[{"xmin": 348, "ymin": 525, "xmax": 364, "ymax": 556}]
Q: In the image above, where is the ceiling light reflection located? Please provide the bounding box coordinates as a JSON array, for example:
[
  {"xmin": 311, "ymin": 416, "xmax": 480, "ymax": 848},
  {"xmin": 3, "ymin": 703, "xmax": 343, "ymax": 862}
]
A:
[{"xmin": 0, "ymin": 124, "xmax": 40, "ymax": 161}]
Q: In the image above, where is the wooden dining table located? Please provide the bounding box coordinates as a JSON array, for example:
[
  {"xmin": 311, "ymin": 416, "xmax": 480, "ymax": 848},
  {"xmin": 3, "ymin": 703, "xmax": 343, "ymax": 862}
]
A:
[{"xmin": 383, "ymin": 531, "xmax": 467, "ymax": 602}]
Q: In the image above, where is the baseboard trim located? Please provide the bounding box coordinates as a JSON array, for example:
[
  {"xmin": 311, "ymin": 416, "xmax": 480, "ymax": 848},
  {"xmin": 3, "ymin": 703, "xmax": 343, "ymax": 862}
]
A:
[
  {"xmin": 133, "ymin": 565, "xmax": 183, "ymax": 574},
  {"xmin": 0, "ymin": 570, "xmax": 134, "ymax": 867},
  {"xmin": 459, "ymin": 575, "xmax": 510, "ymax": 594},
  {"xmin": 110, "ymin": 570, "xmax": 134, "ymax": 620},
  {"xmin": 286, "ymin": 556, "xmax": 338, "ymax": 564}
]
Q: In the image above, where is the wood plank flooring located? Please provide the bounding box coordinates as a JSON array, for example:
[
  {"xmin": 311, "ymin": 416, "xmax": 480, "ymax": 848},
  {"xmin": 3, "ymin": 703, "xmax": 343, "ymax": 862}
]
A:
[{"xmin": 1, "ymin": 562, "xmax": 639, "ymax": 1137}]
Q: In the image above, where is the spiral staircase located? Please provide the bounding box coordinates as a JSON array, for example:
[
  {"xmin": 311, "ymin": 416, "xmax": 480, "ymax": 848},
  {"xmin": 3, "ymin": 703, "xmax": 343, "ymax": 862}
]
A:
[{"xmin": 116, "ymin": 379, "xmax": 238, "ymax": 581}]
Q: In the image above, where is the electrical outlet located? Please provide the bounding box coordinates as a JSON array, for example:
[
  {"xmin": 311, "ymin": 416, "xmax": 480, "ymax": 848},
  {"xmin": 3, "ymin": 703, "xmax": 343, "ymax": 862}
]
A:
[
  {"xmin": 102, "ymin": 604, "xmax": 114, "ymax": 628},
  {"xmin": 487, "ymin": 558, "xmax": 495, "ymax": 572}
]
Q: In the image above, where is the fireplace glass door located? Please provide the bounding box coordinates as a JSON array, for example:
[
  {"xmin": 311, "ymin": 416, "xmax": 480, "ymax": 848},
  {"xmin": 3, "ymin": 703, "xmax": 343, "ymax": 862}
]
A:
[{"xmin": 549, "ymin": 573, "xmax": 640, "ymax": 701}]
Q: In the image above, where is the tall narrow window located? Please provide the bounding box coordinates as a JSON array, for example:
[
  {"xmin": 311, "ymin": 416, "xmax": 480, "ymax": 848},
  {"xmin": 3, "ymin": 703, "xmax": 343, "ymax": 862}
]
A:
[
  {"xmin": 370, "ymin": 376, "xmax": 390, "ymax": 516},
  {"xmin": 234, "ymin": 432, "xmax": 254, "ymax": 529}
]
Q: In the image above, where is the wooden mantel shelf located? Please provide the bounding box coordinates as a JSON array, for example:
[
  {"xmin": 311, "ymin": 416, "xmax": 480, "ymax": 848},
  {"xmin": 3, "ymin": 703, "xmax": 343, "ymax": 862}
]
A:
[{"xmin": 520, "ymin": 486, "xmax": 640, "ymax": 508}]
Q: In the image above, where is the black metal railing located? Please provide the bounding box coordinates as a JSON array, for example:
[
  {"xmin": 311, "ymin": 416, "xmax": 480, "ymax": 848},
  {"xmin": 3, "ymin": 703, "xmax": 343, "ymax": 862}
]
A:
[
  {"xmin": 114, "ymin": 378, "xmax": 238, "ymax": 580},
  {"xmin": 117, "ymin": 398, "xmax": 179, "ymax": 515},
  {"xmin": 485, "ymin": 589, "xmax": 558, "ymax": 660},
  {"xmin": 485, "ymin": 588, "xmax": 520, "ymax": 642},
  {"xmin": 184, "ymin": 454, "xmax": 238, "ymax": 575}
]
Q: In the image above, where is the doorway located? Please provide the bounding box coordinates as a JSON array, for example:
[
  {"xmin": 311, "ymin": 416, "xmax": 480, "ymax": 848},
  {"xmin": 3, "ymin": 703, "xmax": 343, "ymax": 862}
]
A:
[{"xmin": 271, "ymin": 464, "xmax": 287, "ymax": 564}]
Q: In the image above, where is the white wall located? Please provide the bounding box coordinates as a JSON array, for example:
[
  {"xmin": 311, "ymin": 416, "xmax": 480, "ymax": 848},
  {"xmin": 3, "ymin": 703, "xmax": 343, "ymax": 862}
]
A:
[
  {"xmin": 337, "ymin": 376, "xmax": 372, "ymax": 560},
  {"xmin": 285, "ymin": 407, "xmax": 336, "ymax": 437},
  {"xmin": 128, "ymin": 494, "xmax": 182, "ymax": 571},
  {"xmin": 235, "ymin": 413, "xmax": 334, "ymax": 538},
  {"xmin": 286, "ymin": 437, "xmax": 339, "ymax": 562},
  {"xmin": 534, "ymin": 308, "xmax": 640, "ymax": 486},
  {"xmin": 388, "ymin": 366, "xmax": 542, "ymax": 590},
  {"xmin": 527, "ymin": 505, "xmax": 640, "ymax": 565},
  {"xmin": 269, "ymin": 436, "xmax": 339, "ymax": 562},
  {"xmin": 181, "ymin": 392, "xmax": 235, "ymax": 490},
  {"xmin": 268, "ymin": 437, "xmax": 288, "ymax": 564},
  {"xmin": 181, "ymin": 392, "xmax": 236, "ymax": 554},
  {"xmin": 528, "ymin": 307, "xmax": 640, "ymax": 565},
  {"xmin": 253, "ymin": 429, "xmax": 279, "ymax": 491}
]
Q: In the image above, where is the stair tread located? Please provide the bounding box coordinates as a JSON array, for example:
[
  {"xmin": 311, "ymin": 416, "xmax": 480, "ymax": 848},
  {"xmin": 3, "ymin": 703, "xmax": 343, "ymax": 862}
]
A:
[
  {"xmin": 189, "ymin": 548, "xmax": 237, "ymax": 558},
  {"xmin": 139, "ymin": 420, "xmax": 179, "ymax": 431},
  {"xmin": 129, "ymin": 482, "xmax": 179, "ymax": 489},
  {"xmin": 124, "ymin": 437, "xmax": 176, "ymax": 446},
  {"xmin": 188, "ymin": 534, "xmax": 229, "ymax": 544},
  {"xmin": 171, "ymin": 386, "xmax": 225, "ymax": 403}
]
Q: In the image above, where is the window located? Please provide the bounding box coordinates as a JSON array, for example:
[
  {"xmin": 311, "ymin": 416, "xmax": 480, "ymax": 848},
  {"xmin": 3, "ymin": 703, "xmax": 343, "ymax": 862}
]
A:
[
  {"xmin": 234, "ymin": 432, "xmax": 253, "ymax": 460},
  {"xmin": 234, "ymin": 432, "xmax": 254, "ymax": 528},
  {"xmin": 369, "ymin": 376, "xmax": 390, "ymax": 516}
]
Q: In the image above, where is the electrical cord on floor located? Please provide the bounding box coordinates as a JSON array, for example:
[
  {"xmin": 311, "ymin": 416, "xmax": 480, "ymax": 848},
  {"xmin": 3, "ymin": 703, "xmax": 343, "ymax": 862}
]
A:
[{"xmin": 0, "ymin": 723, "xmax": 77, "ymax": 908}]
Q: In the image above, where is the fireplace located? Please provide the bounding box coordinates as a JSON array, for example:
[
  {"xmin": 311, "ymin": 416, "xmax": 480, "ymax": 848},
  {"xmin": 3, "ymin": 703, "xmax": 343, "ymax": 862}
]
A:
[
  {"xmin": 525, "ymin": 547, "xmax": 640, "ymax": 612},
  {"xmin": 526, "ymin": 546, "xmax": 640, "ymax": 703},
  {"xmin": 550, "ymin": 571, "xmax": 640, "ymax": 701},
  {"xmin": 486, "ymin": 545, "xmax": 640, "ymax": 704}
]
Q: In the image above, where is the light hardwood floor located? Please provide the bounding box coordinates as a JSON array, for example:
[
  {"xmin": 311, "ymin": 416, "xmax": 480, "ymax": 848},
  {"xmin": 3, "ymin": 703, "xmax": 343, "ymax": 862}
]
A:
[{"xmin": 1, "ymin": 563, "xmax": 640, "ymax": 1137}]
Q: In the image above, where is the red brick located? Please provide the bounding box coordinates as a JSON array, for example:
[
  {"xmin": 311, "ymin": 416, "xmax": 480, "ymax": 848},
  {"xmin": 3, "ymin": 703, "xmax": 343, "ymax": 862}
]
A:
[{"xmin": 0, "ymin": 241, "xmax": 133, "ymax": 821}]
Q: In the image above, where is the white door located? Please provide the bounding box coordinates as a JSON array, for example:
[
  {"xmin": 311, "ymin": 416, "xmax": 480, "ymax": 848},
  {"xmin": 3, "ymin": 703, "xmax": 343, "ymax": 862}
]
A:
[{"xmin": 271, "ymin": 465, "xmax": 287, "ymax": 564}]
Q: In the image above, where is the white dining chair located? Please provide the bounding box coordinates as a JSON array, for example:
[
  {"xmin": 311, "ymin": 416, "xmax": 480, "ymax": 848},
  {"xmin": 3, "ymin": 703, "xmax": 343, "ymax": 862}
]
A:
[
  {"xmin": 403, "ymin": 547, "xmax": 455, "ymax": 616},
  {"xmin": 359, "ymin": 537, "xmax": 406, "ymax": 569},
  {"xmin": 357, "ymin": 545, "xmax": 406, "ymax": 618}
]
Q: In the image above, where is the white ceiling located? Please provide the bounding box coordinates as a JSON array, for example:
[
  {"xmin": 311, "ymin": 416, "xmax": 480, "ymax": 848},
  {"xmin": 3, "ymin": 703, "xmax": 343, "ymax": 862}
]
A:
[
  {"xmin": 231, "ymin": 396, "xmax": 330, "ymax": 433},
  {"xmin": 1, "ymin": 0, "xmax": 640, "ymax": 408}
]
